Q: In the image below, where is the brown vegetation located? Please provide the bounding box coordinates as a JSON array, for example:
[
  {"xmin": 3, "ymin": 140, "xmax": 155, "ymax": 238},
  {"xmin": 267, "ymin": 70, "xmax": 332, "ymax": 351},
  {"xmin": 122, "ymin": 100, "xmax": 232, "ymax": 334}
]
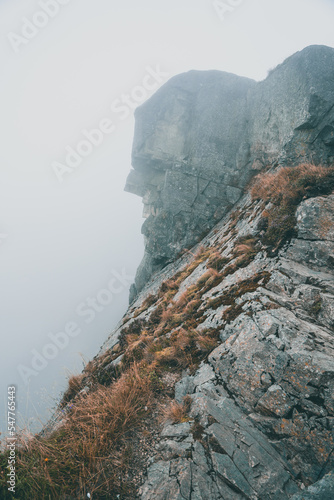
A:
[
  {"xmin": 161, "ymin": 396, "xmax": 192, "ymax": 424},
  {"xmin": 250, "ymin": 164, "xmax": 334, "ymax": 249},
  {"xmin": 1, "ymin": 365, "xmax": 153, "ymax": 499}
]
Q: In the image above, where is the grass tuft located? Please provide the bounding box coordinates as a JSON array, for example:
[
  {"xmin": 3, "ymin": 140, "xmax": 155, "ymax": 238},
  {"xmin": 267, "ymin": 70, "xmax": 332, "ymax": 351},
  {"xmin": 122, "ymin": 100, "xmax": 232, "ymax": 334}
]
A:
[
  {"xmin": 250, "ymin": 164, "xmax": 334, "ymax": 250},
  {"xmin": 0, "ymin": 365, "xmax": 153, "ymax": 499}
]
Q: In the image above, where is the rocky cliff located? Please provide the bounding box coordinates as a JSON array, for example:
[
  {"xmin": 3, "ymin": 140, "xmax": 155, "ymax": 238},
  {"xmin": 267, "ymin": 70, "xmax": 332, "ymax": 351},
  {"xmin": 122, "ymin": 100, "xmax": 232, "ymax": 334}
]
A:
[
  {"xmin": 5, "ymin": 45, "xmax": 334, "ymax": 500},
  {"xmin": 126, "ymin": 45, "xmax": 334, "ymax": 300},
  {"xmin": 101, "ymin": 45, "xmax": 334, "ymax": 499}
]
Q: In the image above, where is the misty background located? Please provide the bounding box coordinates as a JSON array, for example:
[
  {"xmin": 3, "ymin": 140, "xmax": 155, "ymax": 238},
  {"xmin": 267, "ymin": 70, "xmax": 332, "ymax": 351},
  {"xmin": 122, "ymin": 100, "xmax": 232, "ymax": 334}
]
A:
[{"xmin": 1, "ymin": 0, "xmax": 334, "ymax": 438}]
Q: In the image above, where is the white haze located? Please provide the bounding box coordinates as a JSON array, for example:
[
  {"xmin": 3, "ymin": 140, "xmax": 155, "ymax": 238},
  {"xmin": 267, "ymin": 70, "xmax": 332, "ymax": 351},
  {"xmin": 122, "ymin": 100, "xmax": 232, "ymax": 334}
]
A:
[{"xmin": 1, "ymin": 0, "xmax": 334, "ymax": 436}]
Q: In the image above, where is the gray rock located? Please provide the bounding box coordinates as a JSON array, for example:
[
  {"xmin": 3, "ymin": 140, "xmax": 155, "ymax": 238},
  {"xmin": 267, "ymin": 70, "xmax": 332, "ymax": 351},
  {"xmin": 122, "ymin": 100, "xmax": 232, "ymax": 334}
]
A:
[
  {"xmin": 127, "ymin": 45, "xmax": 334, "ymax": 297},
  {"xmin": 158, "ymin": 439, "xmax": 192, "ymax": 460},
  {"xmin": 193, "ymin": 363, "xmax": 216, "ymax": 388},
  {"xmin": 161, "ymin": 422, "xmax": 192, "ymax": 439},
  {"xmin": 192, "ymin": 441, "xmax": 209, "ymax": 472},
  {"xmin": 206, "ymin": 422, "xmax": 236, "ymax": 457},
  {"xmin": 216, "ymin": 477, "xmax": 245, "ymax": 499},
  {"xmin": 189, "ymin": 393, "xmax": 297, "ymax": 496},
  {"xmin": 98, "ymin": 47, "xmax": 334, "ymax": 500},
  {"xmin": 170, "ymin": 459, "xmax": 192, "ymax": 499},
  {"xmin": 174, "ymin": 376, "xmax": 195, "ymax": 403},
  {"xmin": 291, "ymin": 471, "xmax": 334, "ymax": 499},
  {"xmin": 296, "ymin": 195, "xmax": 334, "ymax": 242},
  {"xmin": 139, "ymin": 461, "xmax": 181, "ymax": 500},
  {"xmin": 285, "ymin": 239, "xmax": 334, "ymax": 271},
  {"xmin": 190, "ymin": 463, "xmax": 223, "ymax": 500},
  {"xmin": 255, "ymin": 384, "xmax": 295, "ymax": 418},
  {"xmin": 211, "ymin": 452, "xmax": 257, "ymax": 499}
]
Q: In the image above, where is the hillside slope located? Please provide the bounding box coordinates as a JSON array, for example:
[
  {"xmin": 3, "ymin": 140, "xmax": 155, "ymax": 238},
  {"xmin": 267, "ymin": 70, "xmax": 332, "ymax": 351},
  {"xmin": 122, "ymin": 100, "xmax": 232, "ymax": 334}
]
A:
[{"xmin": 99, "ymin": 165, "xmax": 334, "ymax": 499}]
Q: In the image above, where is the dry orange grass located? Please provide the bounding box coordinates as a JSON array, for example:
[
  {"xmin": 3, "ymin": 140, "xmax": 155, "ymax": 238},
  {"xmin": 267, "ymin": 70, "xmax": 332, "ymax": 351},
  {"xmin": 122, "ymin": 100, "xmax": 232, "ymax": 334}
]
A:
[
  {"xmin": 3, "ymin": 237, "xmax": 246, "ymax": 498},
  {"xmin": 185, "ymin": 298, "xmax": 201, "ymax": 315},
  {"xmin": 196, "ymin": 333, "xmax": 219, "ymax": 354},
  {"xmin": 251, "ymin": 164, "xmax": 334, "ymax": 205},
  {"xmin": 234, "ymin": 243, "xmax": 254, "ymax": 256},
  {"xmin": 61, "ymin": 373, "xmax": 84, "ymax": 406},
  {"xmin": 175, "ymin": 290, "xmax": 191, "ymax": 307},
  {"xmin": 250, "ymin": 163, "xmax": 334, "ymax": 249},
  {"xmin": 161, "ymin": 396, "xmax": 192, "ymax": 424},
  {"xmin": 9, "ymin": 364, "xmax": 153, "ymax": 498}
]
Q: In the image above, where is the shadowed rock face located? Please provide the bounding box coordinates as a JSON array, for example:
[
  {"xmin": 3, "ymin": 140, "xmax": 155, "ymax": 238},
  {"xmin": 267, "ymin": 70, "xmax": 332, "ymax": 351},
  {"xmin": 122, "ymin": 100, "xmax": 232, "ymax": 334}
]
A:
[{"xmin": 126, "ymin": 45, "xmax": 334, "ymax": 300}]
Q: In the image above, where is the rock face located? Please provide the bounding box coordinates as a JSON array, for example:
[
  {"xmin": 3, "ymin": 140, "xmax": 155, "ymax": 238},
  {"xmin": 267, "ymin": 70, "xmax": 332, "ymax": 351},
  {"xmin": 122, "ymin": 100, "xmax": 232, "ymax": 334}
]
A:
[
  {"xmin": 97, "ymin": 44, "xmax": 334, "ymax": 499},
  {"xmin": 126, "ymin": 45, "xmax": 334, "ymax": 300},
  {"xmin": 126, "ymin": 70, "xmax": 255, "ymax": 299}
]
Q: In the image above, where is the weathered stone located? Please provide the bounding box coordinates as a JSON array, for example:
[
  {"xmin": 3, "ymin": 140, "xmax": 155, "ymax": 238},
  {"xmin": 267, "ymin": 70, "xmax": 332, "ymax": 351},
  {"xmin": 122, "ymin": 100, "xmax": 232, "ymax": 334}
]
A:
[
  {"xmin": 324, "ymin": 380, "xmax": 334, "ymax": 415},
  {"xmin": 195, "ymin": 381, "xmax": 224, "ymax": 400},
  {"xmin": 210, "ymin": 315, "xmax": 290, "ymax": 410},
  {"xmin": 255, "ymin": 384, "xmax": 295, "ymax": 418},
  {"xmin": 192, "ymin": 441, "xmax": 209, "ymax": 471},
  {"xmin": 139, "ymin": 461, "xmax": 181, "ymax": 500},
  {"xmin": 285, "ymin": 239, "xmax": 334, "ymax": 271},
  {"xmin": 94, "ymin": 46, "xmax": 334, "ymax": 500},
  {"xmin": 206, "ymin": 423, "xmax": 236, "ymax": 457},
  {"xmin": 161, "ymin": 422, "xmax": 192, "ymax": 439},
  {"xmin": 174, "ymin": 376, "xmax": 195, "ymax": 403},
  {"xmin": 254, "ymin": 311, "xmax": 280, "ymax": 338},
  {"xmin": 193, "ymin": 363, "xmax": 216, "ymax": 388},
  {"xmin": 319, "ymin": 293, "xmax": 334, "ymax": 329},
  {"xmin": 191, "ymin": 465, "xmax": 222, "ymax": 499},
  {"xmin": 291, "ymin": 471, "xmax": 334, "ymax": 500},
  {"xmin": 170, "ymin": 459, "xmax": 192, "ymax": 499},
  {"xmin": 211, "ymin": 452, "xmax": 257, "ymax": 499},
  {"xmin": 215, "ymin": 477, "xmax": 245, "ymax": 499},
  {"xmin": 296, "ymin": 195, "xmax": 334, "ymax": 242},
  {"xmin": 272, "ymin": 416, "xmax": 334, "ymax": 484},
  {"xmin": 158, "ymin": 439, "xmax": 192, "ymax": 460}
]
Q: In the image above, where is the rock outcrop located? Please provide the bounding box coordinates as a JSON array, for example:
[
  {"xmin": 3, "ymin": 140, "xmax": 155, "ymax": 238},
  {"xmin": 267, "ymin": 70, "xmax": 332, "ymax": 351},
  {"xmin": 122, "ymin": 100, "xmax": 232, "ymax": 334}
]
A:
[
  {"xmin": 126, "ymin": 45, "xmax": 334, "ymax": 300},
  {"xmin": 97, "ymin": 45, "xmax": 334, "ymax": 499},
  {"xmin": 100, "ymin": 186, "xmax": 334, "ymax": 498}
]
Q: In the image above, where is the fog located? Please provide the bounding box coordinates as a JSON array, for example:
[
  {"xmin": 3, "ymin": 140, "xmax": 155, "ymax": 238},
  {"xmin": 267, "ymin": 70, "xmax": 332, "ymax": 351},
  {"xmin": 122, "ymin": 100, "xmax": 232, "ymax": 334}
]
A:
[{"xmin": 1, "ymin": 0, "xmax": 334, "ymax": 437}]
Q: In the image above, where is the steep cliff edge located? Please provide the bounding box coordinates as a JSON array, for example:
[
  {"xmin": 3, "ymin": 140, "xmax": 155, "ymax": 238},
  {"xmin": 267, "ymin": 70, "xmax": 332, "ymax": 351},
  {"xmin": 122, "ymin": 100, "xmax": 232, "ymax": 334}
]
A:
[
  {"xmin": 127, "ymin": 45, "xmax": 334, "ymax": 300},
  {"xmin": 3, "ymin": 46, "xmax": 334, "ymax": 500}
]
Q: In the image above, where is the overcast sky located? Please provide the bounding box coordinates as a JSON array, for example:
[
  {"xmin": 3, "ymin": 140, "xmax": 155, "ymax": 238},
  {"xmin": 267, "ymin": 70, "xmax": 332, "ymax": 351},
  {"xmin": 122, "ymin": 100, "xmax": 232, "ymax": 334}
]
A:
[{"xmin": 1, "ymin": 0, "xmax": 334, "ymax": 436}]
